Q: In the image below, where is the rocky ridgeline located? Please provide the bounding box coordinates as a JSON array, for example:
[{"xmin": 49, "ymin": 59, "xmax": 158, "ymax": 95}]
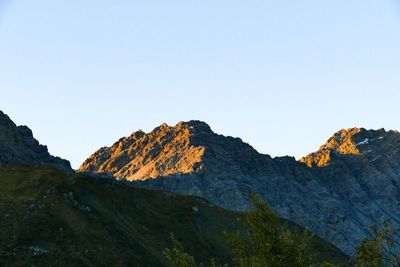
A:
[
  {"xmin": 80, "ymin": 122, "xmax": 400, "ymax": 255},
  {"xmin": 80, "ymin": 121, "xmax": 210, "ymax": 180},
  {"xmin": 299, "ymin": 127, "xmax": 398, "ymax": 167},
  {"xmin": 0, "ymin": 111, "xmax": 71, "ymax": 171}
]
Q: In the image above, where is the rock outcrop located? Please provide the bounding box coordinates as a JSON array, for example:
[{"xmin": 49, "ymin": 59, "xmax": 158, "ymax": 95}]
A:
[
  {"xmin": 80, "ymin": 122, "xmax": 400, "ymax": 255},
  {"xmin": 0, "ymin": 111, "xmax": 72, "ymax": 171}
]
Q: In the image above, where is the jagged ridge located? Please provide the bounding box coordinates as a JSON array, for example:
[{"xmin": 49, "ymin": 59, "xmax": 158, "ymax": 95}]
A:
[
  {"xmin": 299, "ymin": 127, "xmax": 396, "ymax": 167},
  {"xmin": 80, "ymin": 121, "xmax": 208, "ymax": 180},
  {"xmin": 0, "ymin": 111, "xmax": 71, "ymax": 171},
  {"xmin": 79, "ymin": 120, "xmax": 268, "ymax": 181}
]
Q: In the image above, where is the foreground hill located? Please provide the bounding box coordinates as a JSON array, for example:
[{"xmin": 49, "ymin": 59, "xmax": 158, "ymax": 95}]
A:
[
  {"xmin": 0, "ymin": 111, "xmax": 71, "ymax": 171},
  {"xmin": 80, "ymin": 121, "xmax": 400, "ymax": 255},
  {"xmin": 0, "ymin": 164, "xmax": 348, "ymax": 266}
]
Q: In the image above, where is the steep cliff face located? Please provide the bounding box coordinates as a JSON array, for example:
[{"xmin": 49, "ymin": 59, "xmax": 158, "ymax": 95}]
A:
[
  {"xmin": 80, "ymin": 122, "xmax": 400, "ymax": 255},
  {"xmin": 0, "ymin": 111, "xmax": 71, "ymax": 171}
]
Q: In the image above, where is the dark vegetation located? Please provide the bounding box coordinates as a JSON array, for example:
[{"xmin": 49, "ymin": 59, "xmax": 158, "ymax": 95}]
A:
[
  {"xmin": 163, "ymin": 195, "xmax": 348, "ymax": 267},
  {"xmin": 354, "ymin": 221, "xmax": 400, "ymax": 267},
  {"xmin": 163, "ymin": 197, "xmax": 400, "ymax": 267},
  {"xmin": 0, "ymin": 165, "xmax": 348, "ymax": 266}
]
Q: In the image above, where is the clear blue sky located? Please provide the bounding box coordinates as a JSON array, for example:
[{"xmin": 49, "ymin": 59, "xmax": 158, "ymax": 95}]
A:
[{"xmin": 0, "ymin": 1, "xmax": 399, "ymax": 169}]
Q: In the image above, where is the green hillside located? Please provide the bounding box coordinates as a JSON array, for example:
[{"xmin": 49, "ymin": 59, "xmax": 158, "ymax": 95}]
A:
[{"xmin": 0, "ymin": 165, "xmax": 349, "ymax": 266}]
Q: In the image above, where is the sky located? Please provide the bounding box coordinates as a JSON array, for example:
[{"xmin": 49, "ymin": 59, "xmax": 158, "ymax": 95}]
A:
[{"xmin": 0, "ymin": 1, "xmax": 399, "ymax": 169}]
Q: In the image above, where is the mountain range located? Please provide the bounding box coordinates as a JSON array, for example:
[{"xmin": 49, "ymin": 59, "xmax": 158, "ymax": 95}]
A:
[
  {"xmin": 80, "ymin": 120, "xmax": 400, "ymax": 255},
  {"xmin": 1, "ymin": 109, "xmax": 399, "ymax": 259},
  {"xmin": 0, "ymin": 111, "xmax": 348, "ymax": 266}
]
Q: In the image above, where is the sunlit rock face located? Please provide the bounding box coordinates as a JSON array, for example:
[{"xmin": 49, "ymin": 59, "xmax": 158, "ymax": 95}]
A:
[
  {"xmin": 300, "ymin": 128, "xmax": 364, "ymax": 167},
  {"xmin": 80, "ymin": 122, "xmax": 400, "ymax": 255},
  {"xmin": 0, "ymin": 111, "xmax": 72, "ymax": 171},
  {"xmin": 80, "ymin": 121, "xmax": 210, "ymax": 180}
]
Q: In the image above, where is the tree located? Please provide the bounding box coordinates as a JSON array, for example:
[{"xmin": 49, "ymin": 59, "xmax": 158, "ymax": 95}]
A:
[
  {"xmin": 164, "ymin": 194, "xmax": 335, "ymax": 267},
  {"xmin": 355, "ymin": 221, "xmax": 400, "ymax": 267},
  {"xmin": 163, "ymin": 233, "xmax": 197, "ymax": 267},
  {"xmin": 226, "ymin": 193, "xmax": 315, "ymax": 267}
]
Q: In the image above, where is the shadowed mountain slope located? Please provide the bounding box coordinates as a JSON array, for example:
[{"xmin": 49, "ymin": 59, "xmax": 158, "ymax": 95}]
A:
[
  {"xmin": 80, "ymin": 122, "xmax": 400, "ymax": 255},
  {"xmin": 0, "ymin": 111, "xmax": 71, "ymax": 171}
]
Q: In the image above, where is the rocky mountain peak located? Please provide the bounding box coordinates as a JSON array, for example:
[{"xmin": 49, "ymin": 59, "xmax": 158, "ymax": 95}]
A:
[
  {"xmin": 177, "ymin": 120, "xmax": 212, "ymax": 131},
  {"xmin": 0, "ymin": 111, "xmax": 72, "ymax": 171},
  {"xmin": 79, "ymin": 121, "xmax": 212, "ymax": 180},
  {"xmin": 299, "ymin": 127, "xmax": 395, "ymax": 167},
  {"xmin": 79, "ymin": 120, "xmax": 267, "ymax": 181}
]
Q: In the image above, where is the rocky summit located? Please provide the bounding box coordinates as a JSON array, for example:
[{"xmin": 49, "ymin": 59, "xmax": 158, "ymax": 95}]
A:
[
  {"xmin": 0, "ymin": 111, "xmax": 71, "ymax": 171},
  {"xmin": 80, "ymin": 121, "xmax": 400, "ymax": 255},
  {"xmin": 79, "ymin": 121, "xmax": 210, "ymax": 180}
]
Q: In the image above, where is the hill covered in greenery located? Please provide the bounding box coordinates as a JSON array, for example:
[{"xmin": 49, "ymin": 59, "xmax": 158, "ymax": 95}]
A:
[{"xmin": 0, "ymin": 165, "xmax": 348, "ymax": 266}]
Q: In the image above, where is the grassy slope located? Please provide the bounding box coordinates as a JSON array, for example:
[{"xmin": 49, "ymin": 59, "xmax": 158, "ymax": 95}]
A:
[{"xmin": 0, "ymin": 165, "xmax": 349, "ymax": 266}]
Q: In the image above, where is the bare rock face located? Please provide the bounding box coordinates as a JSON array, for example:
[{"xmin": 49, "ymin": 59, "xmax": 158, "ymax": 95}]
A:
[
  {"xmin": 0, "ymin": 111, "xmax": 72, "ymax": 171},
  {"xmin": 80, "ymin": 121, "xmax": 210, "ymax": 180},
  {"xmin": 300, "ymin": 128, "xmax": 364, "ymax": 167},
  {"xmin": 80, "ymin": 122, "xmax": 400, "ymax": 255}
]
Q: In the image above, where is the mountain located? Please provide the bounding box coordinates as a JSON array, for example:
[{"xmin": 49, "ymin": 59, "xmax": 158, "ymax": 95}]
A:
[
  {"xmin": 80, "ymin": 121, "xmax": 400, "ymax": 255},
  {"xmin": 0, "ymin": 111, "xmax": 71, "ymax": 171},
  {"xmin": 79, "ymin": 120, "xmax": 283, "ymax": 211},
  {"xmin": 0, "ymin": 112, "xmax": 347, "ymax": 265},
  {"xmin": 299, "ymin": 127, "xmax": 400, "ymax": 250},
  {"xmin": 0, "ymin": 164, "xmax": 348, "ymax": 266}
]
